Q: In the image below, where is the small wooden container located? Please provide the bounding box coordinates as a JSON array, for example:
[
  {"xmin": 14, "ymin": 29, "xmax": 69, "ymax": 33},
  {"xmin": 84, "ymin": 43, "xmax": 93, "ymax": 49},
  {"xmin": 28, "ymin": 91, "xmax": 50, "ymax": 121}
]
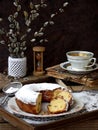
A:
[{"xmin": 33, "ymin": 46, "xmax": 45, "ymax": 76}]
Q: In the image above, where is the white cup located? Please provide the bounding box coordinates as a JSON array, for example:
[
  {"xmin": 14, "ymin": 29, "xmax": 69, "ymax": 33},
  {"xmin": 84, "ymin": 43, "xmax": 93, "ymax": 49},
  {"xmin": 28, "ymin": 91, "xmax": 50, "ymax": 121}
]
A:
[{"xmin": 66, "ymin": 51, "xmax": 96, "ymax": 71}]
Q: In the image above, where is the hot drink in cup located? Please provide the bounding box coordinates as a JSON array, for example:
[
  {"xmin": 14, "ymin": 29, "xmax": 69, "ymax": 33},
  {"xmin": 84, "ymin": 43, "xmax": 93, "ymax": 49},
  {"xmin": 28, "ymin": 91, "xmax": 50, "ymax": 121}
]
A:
[{"xmin": 66, "ymin": 51, "xmax": 96, "ymax": 71}]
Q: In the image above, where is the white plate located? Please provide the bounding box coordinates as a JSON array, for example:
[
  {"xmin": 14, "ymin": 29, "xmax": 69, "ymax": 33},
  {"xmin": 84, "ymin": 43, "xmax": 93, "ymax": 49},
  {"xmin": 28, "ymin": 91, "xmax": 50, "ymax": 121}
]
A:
[
  {"xmin": 60, "ymin": 61, "xmax": 98, "ymax": 74},
  {"xmin": 7, "ymin": 95, "xmax": 84, "ymax": 121}
]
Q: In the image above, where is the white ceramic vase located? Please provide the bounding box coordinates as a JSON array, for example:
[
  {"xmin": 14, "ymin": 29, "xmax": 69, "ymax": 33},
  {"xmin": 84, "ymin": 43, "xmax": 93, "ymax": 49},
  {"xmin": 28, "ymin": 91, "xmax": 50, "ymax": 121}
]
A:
[{"xmin": 8, "ymin": 56, "xmax": 27, "ymax": 78}]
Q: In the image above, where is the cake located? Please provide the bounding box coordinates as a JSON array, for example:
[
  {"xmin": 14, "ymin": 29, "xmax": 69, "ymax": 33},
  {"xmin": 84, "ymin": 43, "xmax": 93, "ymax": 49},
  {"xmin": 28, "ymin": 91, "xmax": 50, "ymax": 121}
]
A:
[
  {"xmin": 56, "ymin": 90, "xmax": 72, "ymax": 105},
  {"xmin": 52, "ymin": 88, "xmax": 63, "ymax": 99},
  {"xmin": 48, "ymin": 97, "xmax": 69, "ymax": 114},
  {"xmin": 15, "ymin": 87, "xmax": 42, "ymax": 114},
  {"xmin": 47, "ymin": 89, "xmax": 72, "ymax": 114},
  {"xmin": 40, "ymin": 90, "xmax": 54, "ymax": 102},
  {"xmin": 15, "ymin": 83, "xmax": 73, "ymax": 114},
  {"xmin": 15, "ymin": 83, "xmax": 62, "ymax": 114}
]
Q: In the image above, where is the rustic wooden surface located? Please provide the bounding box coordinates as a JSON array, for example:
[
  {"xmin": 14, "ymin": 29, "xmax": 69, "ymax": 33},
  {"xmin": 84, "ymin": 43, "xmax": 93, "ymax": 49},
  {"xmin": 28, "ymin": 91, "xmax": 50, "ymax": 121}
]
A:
[
  {"xmin": 0, "ymin": 116, "xmax": 18, "ymax": 130},
  {"xmin": 0, "ymin": 73, "xmax": 50, "ymax": 90},
  {"xmin": 46, "ymin": 64, "xmax": 98, "ymax": 89},
  {"xmin": 1, "ymin": 116, "xmax": 98, "ymax": 130},
  {"xmin": 1, "ymin": 107, "xmax": 98, "ymax": 130}
]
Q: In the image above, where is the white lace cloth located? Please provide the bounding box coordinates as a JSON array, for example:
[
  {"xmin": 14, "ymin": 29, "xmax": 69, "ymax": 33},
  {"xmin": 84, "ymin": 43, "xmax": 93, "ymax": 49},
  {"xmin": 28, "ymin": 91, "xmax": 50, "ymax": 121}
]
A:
[{"xmin": 73, "ymin": 91, "xmax": 98, "ymax": 111}]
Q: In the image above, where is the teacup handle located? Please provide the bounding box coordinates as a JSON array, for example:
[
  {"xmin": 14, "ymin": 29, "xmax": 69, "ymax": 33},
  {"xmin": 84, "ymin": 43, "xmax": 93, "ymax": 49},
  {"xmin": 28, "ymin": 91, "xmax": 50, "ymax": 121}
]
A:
[{"xmin": 85, "ymin": 58, "xmax": 96, "ymax": 68}]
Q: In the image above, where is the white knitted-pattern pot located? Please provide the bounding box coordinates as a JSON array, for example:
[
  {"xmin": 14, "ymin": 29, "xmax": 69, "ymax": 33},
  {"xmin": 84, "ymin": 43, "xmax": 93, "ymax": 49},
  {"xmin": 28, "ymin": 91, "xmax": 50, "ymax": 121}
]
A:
[{"xmin": 8, "ymin": 56, "xmax": 27, "ymax": 78}]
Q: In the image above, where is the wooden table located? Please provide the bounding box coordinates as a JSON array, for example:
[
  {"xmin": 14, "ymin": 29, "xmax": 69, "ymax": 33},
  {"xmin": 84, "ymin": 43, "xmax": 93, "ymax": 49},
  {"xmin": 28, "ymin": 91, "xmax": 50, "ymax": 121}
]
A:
[{"xmin": 0, "ymin": 73, "xmax": 98, "ymax": 130}]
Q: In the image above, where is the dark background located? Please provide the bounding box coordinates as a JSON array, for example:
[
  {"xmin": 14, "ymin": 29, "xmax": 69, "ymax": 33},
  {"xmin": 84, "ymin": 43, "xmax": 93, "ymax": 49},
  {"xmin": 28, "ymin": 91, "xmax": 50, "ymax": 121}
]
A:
[{"xmin": 0, "ymin": 0, "xmax": 98, "ymax": 74}]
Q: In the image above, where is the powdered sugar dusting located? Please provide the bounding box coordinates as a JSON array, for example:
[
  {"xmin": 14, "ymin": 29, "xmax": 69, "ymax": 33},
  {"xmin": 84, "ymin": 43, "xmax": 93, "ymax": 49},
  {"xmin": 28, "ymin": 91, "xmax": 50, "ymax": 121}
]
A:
[
  {"xmin": 26, "ymin": 83, "xmax": 63, "ymax": 91},
  {"xmin": 6, "ymin": 87, "xmax": 19, "ymax": 94},
  {"xmin": 15, "ymin": 83, "xmax": 63, "ymax": 105},
  {"xmin": 73, "ymin": 91, "xmax": 98, "ymax": 111},
  {"xmin": 15, "ymin": 86, "xmax": 40, "ymax": 105}
]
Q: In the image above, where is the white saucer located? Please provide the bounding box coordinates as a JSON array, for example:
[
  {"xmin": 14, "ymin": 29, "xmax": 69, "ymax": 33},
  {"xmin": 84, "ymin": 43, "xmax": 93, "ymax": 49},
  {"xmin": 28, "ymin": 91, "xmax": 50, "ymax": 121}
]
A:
[{"xmin": 60, "ymin": 61, "xmax": 98, "ymax": 74}]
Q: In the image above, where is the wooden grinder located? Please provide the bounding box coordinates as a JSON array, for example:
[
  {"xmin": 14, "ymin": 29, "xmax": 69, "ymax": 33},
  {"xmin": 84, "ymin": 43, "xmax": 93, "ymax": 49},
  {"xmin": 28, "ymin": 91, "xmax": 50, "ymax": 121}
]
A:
[{"xmin": 33, "ymin": 46, "xmax": 45, "ymax": 76}]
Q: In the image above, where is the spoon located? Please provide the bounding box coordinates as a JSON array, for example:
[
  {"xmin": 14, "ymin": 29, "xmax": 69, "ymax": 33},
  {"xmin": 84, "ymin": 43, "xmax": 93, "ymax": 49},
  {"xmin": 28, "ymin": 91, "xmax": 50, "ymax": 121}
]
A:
[{"xmin": 1, "ymin": 81, "xmax": 22, "ymax": 105}]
